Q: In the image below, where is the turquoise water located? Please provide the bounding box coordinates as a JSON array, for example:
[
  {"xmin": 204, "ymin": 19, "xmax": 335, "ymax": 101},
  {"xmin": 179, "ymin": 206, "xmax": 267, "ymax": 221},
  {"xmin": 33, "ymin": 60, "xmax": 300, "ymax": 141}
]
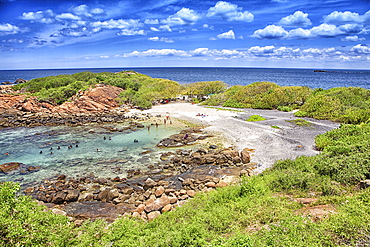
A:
[{"xmin": 0, "ymin": 123, "xmax": 181, "ymax": 186}]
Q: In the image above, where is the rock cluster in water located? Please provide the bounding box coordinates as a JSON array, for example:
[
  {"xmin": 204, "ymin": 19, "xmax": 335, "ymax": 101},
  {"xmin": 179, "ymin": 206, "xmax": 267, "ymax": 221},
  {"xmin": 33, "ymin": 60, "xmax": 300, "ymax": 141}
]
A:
[{"xmin": 23, "ymin": 144, "xmax": 256, "ymax": 223}]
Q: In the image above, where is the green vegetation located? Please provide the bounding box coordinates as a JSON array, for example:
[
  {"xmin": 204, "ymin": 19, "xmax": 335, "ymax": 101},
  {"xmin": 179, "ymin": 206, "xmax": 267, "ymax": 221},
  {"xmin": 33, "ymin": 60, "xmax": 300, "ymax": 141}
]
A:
[
  {"xmin": 294, "ymin": 87, "xmax": 370, "ymax": 124},
  {"xmin": 1, "ymin": 123, "xmax": 370, "ymax": 246},
  {"xmin": 12, "ymin": 71, "xmax": 181, "ymax": 108},
  {"xmin": 202, "ymin": 82, "xmax": 369, "ymax": 125},
  {"xmin": 246, "ymin": 115, "xmax": 266, "ymax": 122},
  {"xmin": 286, "ymin": 118, "xmax": 312, "ymax": 126},
  {"xmin": 203, "ymin": 82, "xmax": 312, "ymax": 110}
]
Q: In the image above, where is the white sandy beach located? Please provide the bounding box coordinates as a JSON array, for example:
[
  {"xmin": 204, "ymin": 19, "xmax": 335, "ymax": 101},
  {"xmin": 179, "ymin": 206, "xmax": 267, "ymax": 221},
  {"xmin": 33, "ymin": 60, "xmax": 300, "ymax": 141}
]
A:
[{"xmin": 139, "ymin": 102, "xmax": 340, "ymax": 173}]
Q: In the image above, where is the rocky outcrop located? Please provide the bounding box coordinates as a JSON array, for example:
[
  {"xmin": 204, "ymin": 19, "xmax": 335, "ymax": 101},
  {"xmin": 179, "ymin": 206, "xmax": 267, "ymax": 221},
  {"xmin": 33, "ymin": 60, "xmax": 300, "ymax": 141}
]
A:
[
  {"xmin": 157, "ymin": 127, "xmax": 213, "ymax": 147},
  {"xmin": 0, "ymin": 84, "xmax": 127, "ymax": 128}
]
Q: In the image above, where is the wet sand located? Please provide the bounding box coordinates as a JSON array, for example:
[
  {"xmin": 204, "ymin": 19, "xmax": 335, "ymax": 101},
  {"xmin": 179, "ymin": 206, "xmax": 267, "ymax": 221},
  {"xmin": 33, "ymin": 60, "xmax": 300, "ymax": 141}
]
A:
[{"xmin": 136, "ymin": 102, "xmax": 340, "ymax": 173}]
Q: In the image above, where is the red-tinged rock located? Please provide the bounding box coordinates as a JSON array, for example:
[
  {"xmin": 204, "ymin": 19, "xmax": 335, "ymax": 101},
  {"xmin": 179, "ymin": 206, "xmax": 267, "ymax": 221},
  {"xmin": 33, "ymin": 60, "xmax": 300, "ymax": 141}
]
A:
[
  {"xmin": 0, "ymin": 162, "xmax": 22, "ymax": 173},
  {"xmin": 205, "ymin": 182, "xmax": 216, "ymax": 188},
  {"xmin": 147, "ymin": 211, "xmax": 161, "ymax": 221},
  {"xmin": 216, "ymin": 181, "xmax": 228, "ymax": 188},
  {"xmin": 186, "ymin": 190, "xmax": 196, "ymax": 197},
  {"xmin": 155, "ymin": 186, "xmax": 165, "ymax": 197},
  {"xmin": 161, "ymin": 204, "xmax": 172, "ymax": 213}
]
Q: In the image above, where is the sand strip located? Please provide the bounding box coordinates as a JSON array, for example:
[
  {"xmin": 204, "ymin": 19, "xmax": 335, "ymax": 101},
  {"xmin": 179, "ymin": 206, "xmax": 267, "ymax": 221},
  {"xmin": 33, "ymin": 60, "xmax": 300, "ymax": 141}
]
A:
[{"xmin": 139, "ymin": 102, "xmax": 340, "ymax": 173}]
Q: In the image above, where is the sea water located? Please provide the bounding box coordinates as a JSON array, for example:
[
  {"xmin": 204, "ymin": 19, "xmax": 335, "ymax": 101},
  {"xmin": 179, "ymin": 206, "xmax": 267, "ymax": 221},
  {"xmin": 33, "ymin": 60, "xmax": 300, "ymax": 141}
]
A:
[
  {"xmin": 1, "ymin": 67, "xmax": 369, "ymax": 89},
  {"xmin": 0, "ymin": 122, "xmax": 181, "ymax": 186}
]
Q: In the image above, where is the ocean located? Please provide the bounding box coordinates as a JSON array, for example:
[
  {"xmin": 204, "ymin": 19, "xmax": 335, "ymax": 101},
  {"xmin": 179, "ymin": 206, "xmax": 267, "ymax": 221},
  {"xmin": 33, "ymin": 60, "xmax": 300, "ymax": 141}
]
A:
[{"xmin": 0, "ymin": 67, "xmax": 369, "ymax": 89}]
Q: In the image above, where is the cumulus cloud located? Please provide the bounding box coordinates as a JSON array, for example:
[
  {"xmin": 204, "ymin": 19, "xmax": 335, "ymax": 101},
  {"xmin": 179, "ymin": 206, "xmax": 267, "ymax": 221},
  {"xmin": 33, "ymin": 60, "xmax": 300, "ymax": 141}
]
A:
[
  {"xmin": 251, "ymin": 25, "xmax": 288, "ymax": 39},
  {"xmin": 162, "ymin": 7, "xmax": 200, "ymax": 26},
  {"xmin": 21, "ymin": 9, "xmax": 55, "ymax": 24},
  {"xmin": 148, "ymin": 37, "xmax": 174, "ymax": 43},
  {"xmin": 217, "ymin": 30, "xmax": 235, "ymax": 39},
  {"xmin": 207, "ymin": 1, "xmax": 254, "ymax": 22},
  {"xmin": 341, "ymin": 35, "xmax": 366, "ymax": 42},
  {"xmin": 278, "ymin": 11, "xmax": 312, "ymax": 27},
  {"xmin": 248, "ymin": 45, "xmax": 275, "ymax": 55},
  {"xmin": 253, "ymin": 22, "xmax": 365, "ymax": 40},
  {"xmin": 0, "ymin": 23, "xmax": 28, "ymax": 36},
  {"xmin": 124, "ymin": 49, "xmax": 188, "ymax": 57},
  {"xmin": 56, "ymin": 13, "xmax": 80, "ymax": 21},
  {"xmin": 324, "ymin": 11, "xmax": 363, "ymax": 25},
  {"xmin": 350, "ymin": 44, "xmax": 370, "ymax": 54}
]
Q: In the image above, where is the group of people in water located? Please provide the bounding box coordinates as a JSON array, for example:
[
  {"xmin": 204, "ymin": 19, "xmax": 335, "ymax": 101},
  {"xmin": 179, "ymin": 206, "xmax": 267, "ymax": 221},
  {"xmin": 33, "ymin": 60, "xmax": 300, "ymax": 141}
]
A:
[
  {"xmin": 35, "ymin": 115, "xmax": 174, "ymax": 157},
  {"xmin": 40, "ymin": 143, "xmax": 79, "ymax": 155}
]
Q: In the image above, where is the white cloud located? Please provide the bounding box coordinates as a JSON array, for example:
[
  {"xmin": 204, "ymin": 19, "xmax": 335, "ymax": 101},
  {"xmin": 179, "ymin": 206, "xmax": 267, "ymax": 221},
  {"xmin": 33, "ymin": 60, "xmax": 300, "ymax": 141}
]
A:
[
  {"xmin": 278, "ymin": 11, "xmax": 312, "ymax": 27},
  {"xmin": 251, "ymin": 25, "xmax": 288, "ymax": 39},
  {"xmin": 71, "ymin": 5, "xmax": 105, "ymax": 18},
  {"xmin": 56, "ymin": 13, "xmax": 80, "ymax": 21},
  {"xmin": 145, "ymin": 19, "xmax": 159, "ymax": 25},
  {"xmin": 0, "ymin": 23, "xmax": 20, "ymax": 32},
  {"xmin": 163, "ymin": 7, "xmax": 200, "ymax": 26},
  {"xmin": 90, "ymin": 19, "xmax": 142, "ymax": 29},
  {"xmin": 324, "ymin": 11, "xmax": 363, "ymax": 25},
  {"xmin": 117, "ymin": 29, "xmax": 146, "ymax": 36},
  {"xmin": 148, "ymin": 37, "xmax": 174, "ymax": 43},
  {"xmin": 21, "ymin": 9, "xmax": 55, "ymax": 23},
  {"xmin": 150, "ymin": 27, "xmax": 160, "ymax": 32},
  {"xmin": 286, "ymin": 28, "xmax": 312, "ymax": 39},
  {"xmin": 159, "ymin": 25, "xmax": 172, "ymax": 32},
  {"xmin": 248, "ymin": 45, "xmax": 275, "ymax": 55},
  {"xmin": 351, "ymin": 44, "xmax": 370, "ymax": 54},
  {"xmin": 341, "ymin": 36, "xmax": 366, "ymax": 42},
  {"xmin": 310, "ymin": 23, "xmax": 342, "ymax": 37},
  {"xmin": 207, "ymin": 1, "xmax": 254, "ymax": 22},
  {"xmin": 0, "ymin": 23, "xmax": 28, "ymax": 36},
  {"xmin": 271, "ymin": 0, "xmax": 289, "ymax": 2},
  {"xmin": 338, "ymin": 24, "xmax": 363, "ymax": 34},
  {"xmin": 124, "ymin": 49, "xmax": 188, "ymax": 57},
  {"xmin": 216, "ymin": 30, "xmax": 235, "ymax": 39}
]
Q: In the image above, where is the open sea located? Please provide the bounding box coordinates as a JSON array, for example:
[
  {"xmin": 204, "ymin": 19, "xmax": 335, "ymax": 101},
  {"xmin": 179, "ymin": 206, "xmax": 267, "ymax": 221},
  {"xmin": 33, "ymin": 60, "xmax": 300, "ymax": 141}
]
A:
[
  {"xmin": 1, "ymin": 67, "xmax": 369, "ymax": 186},
  {"xmin": 1, "ymin": 67, "xmax": 369, "ymax": 89}
]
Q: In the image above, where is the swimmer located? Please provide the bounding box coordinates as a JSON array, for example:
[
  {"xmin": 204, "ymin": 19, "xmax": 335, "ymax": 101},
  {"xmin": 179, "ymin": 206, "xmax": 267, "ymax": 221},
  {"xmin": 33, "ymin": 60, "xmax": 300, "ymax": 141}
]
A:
[
  {"xmin": 147, "ymin": 125, "xmax": 150, "ymax": 131},
  {"xmin": 5, "ymin": 152, "xmax": 9, "ymax": 155},
  {"xmin": 49, "ymin": 152, "xmax": 53, "ymax": 155},
  {"xmin": 156, "ymin": 122, "xmax": 159, "ymax": 128},
  {"xmin": 57, "ymin": 146, "xmax": 60, "ymax": 150},
  {"xmin": 75, "ymin": 144, "xmax": 79, "ymax": 147},
  {"xmin": 108, "ymin": 137, "xmax": 111, "ymax": 140},
  {"xmin": 96, "ymin": 149, "xmax": 102, "ymax": 152},
  {"xmin": 50, "ymin": 147, "xmax": 53, "ymax": 150},
  {"xmin": 134, "ymin": 139, "xmax": 138, "ymax": 143},
  {"xmin": 104, "ymin": 136, "xmax": 106, "ymax": 140},
  {"xmin": 39, "ymin": 151, "xmax": 43, "ymax": 154}
]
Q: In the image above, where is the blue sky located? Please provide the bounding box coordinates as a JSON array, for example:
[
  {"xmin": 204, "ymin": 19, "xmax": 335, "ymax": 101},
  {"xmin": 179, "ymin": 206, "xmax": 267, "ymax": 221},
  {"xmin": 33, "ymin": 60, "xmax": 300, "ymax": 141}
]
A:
[{"xmin": 0, "ymin": 0, "xmax": 369, "ymax": 69}]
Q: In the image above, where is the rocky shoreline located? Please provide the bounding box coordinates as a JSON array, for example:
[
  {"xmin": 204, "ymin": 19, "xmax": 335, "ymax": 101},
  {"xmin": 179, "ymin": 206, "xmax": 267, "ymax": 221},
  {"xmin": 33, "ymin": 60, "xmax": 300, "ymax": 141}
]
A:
[{"xmin": 23, "ymin": 137, "xmax": 255, "ymax": 223}]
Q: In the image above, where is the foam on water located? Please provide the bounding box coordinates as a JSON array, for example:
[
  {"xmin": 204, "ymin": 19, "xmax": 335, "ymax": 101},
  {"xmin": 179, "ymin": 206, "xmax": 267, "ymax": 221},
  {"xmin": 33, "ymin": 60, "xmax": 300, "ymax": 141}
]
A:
[{"xmin": 0, "ymin": 123, "xmax": 181, "ymax": 186}]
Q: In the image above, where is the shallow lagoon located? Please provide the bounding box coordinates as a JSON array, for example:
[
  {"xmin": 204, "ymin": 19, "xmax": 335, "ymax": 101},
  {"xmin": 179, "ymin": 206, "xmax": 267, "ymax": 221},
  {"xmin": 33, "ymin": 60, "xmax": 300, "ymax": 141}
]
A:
[{"xmin": 0, "ymin": 122, "xmax": 182, "ymax": 186}]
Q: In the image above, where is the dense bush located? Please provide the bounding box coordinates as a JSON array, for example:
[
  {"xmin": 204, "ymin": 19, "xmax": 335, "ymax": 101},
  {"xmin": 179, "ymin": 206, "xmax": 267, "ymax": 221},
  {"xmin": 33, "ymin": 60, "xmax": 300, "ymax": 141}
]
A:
[
  {"xmin": 295, "ymin": 87, "xmax": 370, "ymax": 124},
  {"xmin": 0, "ymin": 182, "xmax": 74, "ymax": 246},
  {"xmin": 203, "ymin": 82, "xmax": 312, "ymax": 110}
]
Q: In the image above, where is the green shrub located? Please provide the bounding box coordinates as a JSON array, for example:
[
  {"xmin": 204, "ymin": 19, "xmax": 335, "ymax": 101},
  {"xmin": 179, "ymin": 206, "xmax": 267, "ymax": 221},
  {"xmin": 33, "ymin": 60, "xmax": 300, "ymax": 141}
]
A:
[{"xmin": 246, "ymin": 115, "xmax": 266, "ymax": 121}]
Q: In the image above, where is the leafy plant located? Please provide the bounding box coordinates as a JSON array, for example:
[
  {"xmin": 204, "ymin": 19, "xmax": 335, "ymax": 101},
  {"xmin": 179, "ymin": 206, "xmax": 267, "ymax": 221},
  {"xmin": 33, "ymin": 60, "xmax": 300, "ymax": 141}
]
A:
[{"xmin": 246, "ymin": 115, "xmax": 266, "ymax": 121}]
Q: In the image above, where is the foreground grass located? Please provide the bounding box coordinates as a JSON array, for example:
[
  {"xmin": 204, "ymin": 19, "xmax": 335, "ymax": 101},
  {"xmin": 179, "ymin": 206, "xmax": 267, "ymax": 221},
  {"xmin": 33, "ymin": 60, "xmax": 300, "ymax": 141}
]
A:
[{"xmin": 1, "ymin": 123, "xmax": 370, "ymax": 246}]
